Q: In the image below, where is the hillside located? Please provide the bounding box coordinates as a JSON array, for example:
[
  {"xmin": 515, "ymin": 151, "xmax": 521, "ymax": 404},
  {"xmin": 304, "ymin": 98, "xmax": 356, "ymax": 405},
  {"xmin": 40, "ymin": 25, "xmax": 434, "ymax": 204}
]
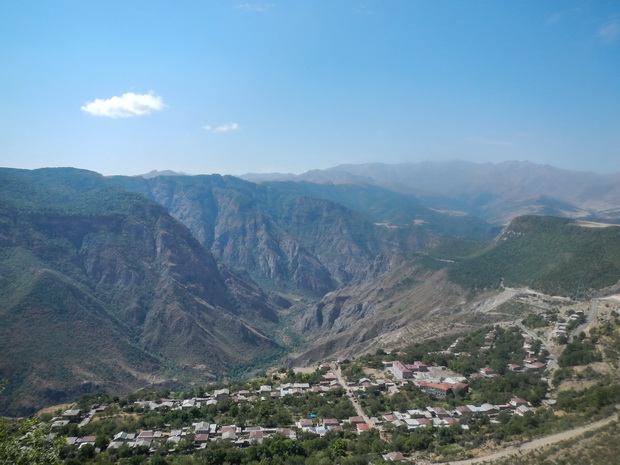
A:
[
  {"xmin": 294, "ymin": 216, "xmax": 620, "ymax": 363},
  {"xmin": 109, "ymin": 175, "xmax": 438, "ymax": 297},
  {"xmin": 15, "ymin": 291, "xmax": 620, "ymax": 465},
  {"xmin": 0, "ymin": 168, "xmax": 284, "ymax": 416},
  {"xmin": 446, "ymin": 216, "xmax": 620, "ymax": 295}
]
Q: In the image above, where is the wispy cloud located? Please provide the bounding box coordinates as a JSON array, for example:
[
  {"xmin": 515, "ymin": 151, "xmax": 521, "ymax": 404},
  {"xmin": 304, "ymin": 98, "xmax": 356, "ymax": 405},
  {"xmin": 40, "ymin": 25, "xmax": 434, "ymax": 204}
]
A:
[
  {"xmin": 81, "ymin": 92, "xmax": 165, "ymax": 118},
  {"xmin": 235, "ymin": 3, "xmax": 273, "ymax": 13},
  {"xmin": 202, "ymin": 122, "xmax": 240, "ymax": 133},
  {"xmin": 598, "ymin": 21, "xmax": 620, "ymax": 44}
]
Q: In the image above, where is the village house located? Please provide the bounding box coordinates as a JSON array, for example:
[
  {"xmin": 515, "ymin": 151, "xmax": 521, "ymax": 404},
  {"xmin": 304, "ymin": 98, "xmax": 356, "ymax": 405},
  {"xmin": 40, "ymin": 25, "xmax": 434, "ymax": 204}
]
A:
[
  {"xmin": 479, "ymin": 367, "xmax": 497, "ymax": 377},
  {"xmin": 220, "ymin": 426, "xmax": 237, "ymax": 441},
  {"xmin": 276, "ymin": 427, "xmax": 296, "ymax": 439},
  {"xmin": 417, "ymin": 382, "xmax": 452, "ymax": 398},
  {"xmin": 356, "ymin": 423, "xmax": 371, "ymax": 433},
  {"xmin": 248, "ymin": 430, "xmax": 264, "ymax": 443},
  {"xmin": 323, "ymin": 418, "xmax": 340, "ymax": 429},
  {"xmin": 348, "ymin": 416, "xmax": 366, "ymax": 424},
  {"xmin": 389, "ymin": 361, "xmax": 413, "ymax": 380},
  {"xmin": 404, "ymin": 418, "xmax": 431, "ymax": 429},
  {"xmin": 516, "ymin": 405, "xmax": 534, "ymax": 416},
  {"xmin": 454, "ymin": 405, "xmax": 473, "ymax": 417},
  {"xmin": 383, "ymin": 451, "xmax": 406, "ymax": 462},
  {"xmin": 212, "ymin": 388, "xmax": 229, "ymax": 400},
  {"xmin": 194, "ymin": 422, "xmax": 216, "ymax": 435},
  {"xmin": 426, "ymin": 406, "xmax": 451, "ymax": 418},
  {"xmin": 507, "ymin": 363, "xmax": 522, "ymax": 372},
  {"xmin": 62, "ymin": 409, "xmax": 82, "ymax": 422},
  {"xmin": 297, "ymin": 418, "xmax": 314, "ymax": 429},
  {"xmin": 509, "ymin": 397, "xmax": 529, "ymax": 408}
]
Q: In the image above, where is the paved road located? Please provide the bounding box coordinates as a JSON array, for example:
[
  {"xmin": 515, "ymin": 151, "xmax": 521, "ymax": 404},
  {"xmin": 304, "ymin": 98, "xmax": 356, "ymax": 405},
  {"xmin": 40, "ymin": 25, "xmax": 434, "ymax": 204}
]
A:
[
  {"xmin": 515, "ymin": 322, "xmax": 558, "ymax": 372},
  {"xmin": 571, "ymin": 298, "xmax": 599, "ymax": 339},
  {"xmin": 332, "ymin": 363, "xmax": 373, "ymax": 425}
]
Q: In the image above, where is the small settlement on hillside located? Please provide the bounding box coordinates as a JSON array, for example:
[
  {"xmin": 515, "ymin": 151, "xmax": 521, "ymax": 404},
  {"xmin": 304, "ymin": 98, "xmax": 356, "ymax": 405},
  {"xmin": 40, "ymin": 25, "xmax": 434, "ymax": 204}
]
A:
[{"xmin": 54, "ymin": 327, "xmax": 548, "ymax": 457}]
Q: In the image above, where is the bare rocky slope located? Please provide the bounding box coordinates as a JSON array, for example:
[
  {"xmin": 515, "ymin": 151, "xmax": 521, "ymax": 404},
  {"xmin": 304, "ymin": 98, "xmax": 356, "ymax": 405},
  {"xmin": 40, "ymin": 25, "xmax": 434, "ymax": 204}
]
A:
[{"xmin": 110, "ymin": 174, "xmax": 436, "ymax": 297}]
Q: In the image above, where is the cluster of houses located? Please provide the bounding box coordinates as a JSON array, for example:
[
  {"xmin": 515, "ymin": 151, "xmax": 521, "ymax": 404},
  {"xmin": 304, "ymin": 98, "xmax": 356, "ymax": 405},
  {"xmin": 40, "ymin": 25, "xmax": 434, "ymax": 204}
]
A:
[
  {"xmin": 59, "ymin": 395, "xmax": 536, "ymax": 454},
  {"xmin": 54, "ymin": 330, "xmax": 547, "ymax": 458},
  {"xmin": 379, "ymin": 396, "xmax": 535, "ymax": 431},
  {"xmin": 437, "ymin": 331, "xmax": 497, "ymax": 356},
  {"xmin": 59, "ymin": 409, "xmax": 391, "ymax": 452},
  {"xmin": 54, "ymin": 369, "xmax": 389, "ymax": 452},
  {"xmin": 124, "ymin": 375, "xmax": 348, "ymax": 414},
  {"xmin": 384, "ymin": 360, "xmax": 469, "ymax": 397},
  {"xmin": 550, "ymin": 310, "xmax": 585, "ymax": 339}
]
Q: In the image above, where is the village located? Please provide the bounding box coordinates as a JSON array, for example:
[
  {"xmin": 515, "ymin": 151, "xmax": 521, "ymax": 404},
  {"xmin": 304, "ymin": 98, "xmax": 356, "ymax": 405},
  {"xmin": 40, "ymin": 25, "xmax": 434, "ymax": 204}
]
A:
[{"xmin": 52, "ymin": 323, "xmax": 556, "ymax": 462}]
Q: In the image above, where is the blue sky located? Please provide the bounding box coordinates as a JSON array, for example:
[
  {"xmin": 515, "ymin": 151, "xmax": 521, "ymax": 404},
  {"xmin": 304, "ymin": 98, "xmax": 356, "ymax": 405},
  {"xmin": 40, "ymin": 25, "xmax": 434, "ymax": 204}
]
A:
[{"xmin": 1, "ymin": 0, "xmax": 619, "ymax": 176}]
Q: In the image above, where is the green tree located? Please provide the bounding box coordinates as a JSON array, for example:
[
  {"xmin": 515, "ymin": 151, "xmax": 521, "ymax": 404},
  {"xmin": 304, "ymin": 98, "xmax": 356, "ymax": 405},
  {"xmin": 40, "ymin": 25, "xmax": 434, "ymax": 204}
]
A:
[{"xmin": 0, "ymin": 417, "xmax": 64, "ymax": 465}]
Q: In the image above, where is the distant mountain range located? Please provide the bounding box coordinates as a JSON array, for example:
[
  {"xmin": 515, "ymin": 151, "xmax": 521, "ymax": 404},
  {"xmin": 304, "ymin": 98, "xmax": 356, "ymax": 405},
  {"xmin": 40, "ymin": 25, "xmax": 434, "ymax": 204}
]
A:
[
  {"xmin": 241, "ymin": 160, "xmax": 620, "ymax": 225},
  {"xmin": 1, "ymin": 160, "xmax": 620, "ymax": 415}
]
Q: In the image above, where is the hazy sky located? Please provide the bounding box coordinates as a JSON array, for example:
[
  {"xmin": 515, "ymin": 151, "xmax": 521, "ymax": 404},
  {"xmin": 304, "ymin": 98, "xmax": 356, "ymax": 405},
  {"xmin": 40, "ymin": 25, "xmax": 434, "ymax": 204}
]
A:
[{"xmin": 1, "ymin": 1, "xmax": 619, "ymax": 176}]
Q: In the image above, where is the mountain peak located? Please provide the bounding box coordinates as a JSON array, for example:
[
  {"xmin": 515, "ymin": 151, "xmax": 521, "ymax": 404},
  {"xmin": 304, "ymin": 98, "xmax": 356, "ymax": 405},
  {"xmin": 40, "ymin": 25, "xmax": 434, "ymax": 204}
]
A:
[{"xmin": 137, "ymin": 169, "xmax": 186, "ymax": 178}]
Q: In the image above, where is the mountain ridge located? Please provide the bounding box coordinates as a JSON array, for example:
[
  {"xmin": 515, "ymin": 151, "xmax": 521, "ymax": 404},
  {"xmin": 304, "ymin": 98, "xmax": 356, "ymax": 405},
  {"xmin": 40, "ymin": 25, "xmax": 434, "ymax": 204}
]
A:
[
  {"xmin": 3, "ymin": 161, "xmax": 620, "ymax": 416},
  {"xmin": 0, "ymin": 168, "xmax": 284, "ymax": 416},
  {"xmin": 241, "ymin": 160, "xmax": 620, "ymax": 224}
]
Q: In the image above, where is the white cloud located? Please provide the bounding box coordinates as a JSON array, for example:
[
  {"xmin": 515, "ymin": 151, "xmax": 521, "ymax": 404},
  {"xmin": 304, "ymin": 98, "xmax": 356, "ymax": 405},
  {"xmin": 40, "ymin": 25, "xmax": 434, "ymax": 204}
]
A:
[
  {"xmin": 81, "ymin": 92, "xmax": 166, "ymax": 118},
  {"xmin": 202, "ymin": 123, "xmax": 240, "ymax": 133},
  {"xmin": 598, "ymin": 21, "xmax": 620, "ymax": 43},
  {"xmin": 235, "ymin": 3, "xmax": 273, "ymax": 13}
]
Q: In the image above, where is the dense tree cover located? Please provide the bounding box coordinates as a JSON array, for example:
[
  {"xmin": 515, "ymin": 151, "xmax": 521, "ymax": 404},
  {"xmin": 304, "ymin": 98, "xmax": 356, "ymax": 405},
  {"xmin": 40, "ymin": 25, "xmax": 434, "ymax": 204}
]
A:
[
  {"xmin": 0, "ymin": 418, "xmax": 64, "ymax": 465},
  {"xmin": 558, "ymin": 340, "xmax": 602, "ymax": 367},
  {"xmin": 60, "ymin": 430, "xmax": 392, "ymax": 465},
  {"xmin": 360, "ymin": 384, "xmax": 432, "ymax": 416},
  {"xmin": 522, "ymin": 313, "xmax": 548, "ymax": 329},
  {"xmin": 440, "ymin": 216, "xmax": 620, "ymax": 296},
  {"xmin": 556, "ymin": 382, "xmax": 620, "ymax": 413}
]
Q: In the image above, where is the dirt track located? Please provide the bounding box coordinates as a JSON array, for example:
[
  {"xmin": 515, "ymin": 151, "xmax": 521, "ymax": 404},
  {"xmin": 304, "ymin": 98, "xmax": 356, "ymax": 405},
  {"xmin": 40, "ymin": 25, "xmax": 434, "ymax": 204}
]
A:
[{"xmin": 443, "ymin": 411, "xmax": 619, "ymax": 464}]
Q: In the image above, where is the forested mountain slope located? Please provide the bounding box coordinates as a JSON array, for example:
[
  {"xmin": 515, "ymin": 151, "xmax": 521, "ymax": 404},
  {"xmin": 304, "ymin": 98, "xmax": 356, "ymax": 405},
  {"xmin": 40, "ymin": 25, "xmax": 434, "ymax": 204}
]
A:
[{"xmin": 0, "ymin": 168, "xmax": 283, "ymax": 416}]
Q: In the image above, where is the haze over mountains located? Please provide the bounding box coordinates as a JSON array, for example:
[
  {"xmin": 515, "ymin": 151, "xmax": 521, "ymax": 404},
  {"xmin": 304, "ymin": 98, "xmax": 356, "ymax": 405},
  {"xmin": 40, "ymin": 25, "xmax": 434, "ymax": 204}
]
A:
[
  {"xmin": 1, "ymin": 160, "xmax": 620, "ymax": 416},
  {"xmin": 241, "ymin": 161, "xmax": 620, "ymax": 224}
]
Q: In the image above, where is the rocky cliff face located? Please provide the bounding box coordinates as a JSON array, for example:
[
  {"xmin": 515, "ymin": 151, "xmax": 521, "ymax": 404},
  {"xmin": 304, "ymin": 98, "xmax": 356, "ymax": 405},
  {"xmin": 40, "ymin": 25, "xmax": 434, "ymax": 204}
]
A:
[
  {"xmin": 0, "ymin": 168, "xmax": 283, "ymax": 415},
  {"xmin": 292, "ymin": 265, "xmax": 470, "ymax": 363},
  {"xmin": 111, "ymin": 175, "xmax": 432, "ymax": 297}
]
